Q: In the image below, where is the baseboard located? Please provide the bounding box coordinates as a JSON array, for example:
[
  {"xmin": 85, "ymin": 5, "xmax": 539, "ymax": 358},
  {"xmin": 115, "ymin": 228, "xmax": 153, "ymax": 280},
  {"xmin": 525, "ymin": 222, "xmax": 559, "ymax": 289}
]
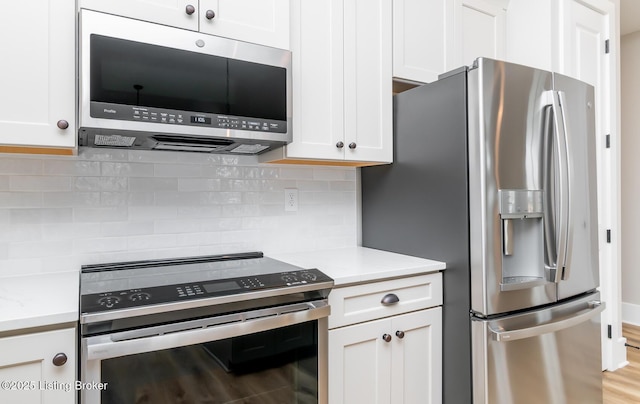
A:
[{"xmin": 622, "ymin": 302, "xmax": 640, "ymax": 326}]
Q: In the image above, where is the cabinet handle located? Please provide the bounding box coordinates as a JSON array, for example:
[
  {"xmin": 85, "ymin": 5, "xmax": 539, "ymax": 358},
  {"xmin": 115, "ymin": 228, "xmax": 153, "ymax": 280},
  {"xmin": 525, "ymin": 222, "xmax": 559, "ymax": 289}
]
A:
[
  {"xmin": 52, "ymin": 353, "xmax": 68, "ymax": 367},
  {"xmin": 382, "ymin": 334, "xmax": 392, "ymax": 343},
  {"xmin": 396, "ymin": 330, "xmax": 405, "ymax": 339},
  {"xmin": 185, "ymin": 4, "xmax": 196, "ymax": 15},
  {"xmin": 205, "ymin": 9, "xmax": 215, "ymax": 20},
  {"xmin": 348, "ymin": 142, "xmax": 357, "ymax": 149},
  {"xmin": 380, "ymin": 293, "xmax": 400, "ymax": 306},
  {"xmin": 336, "ymin": 141, "xmax": 344, "ymax": 149},
  {"xmin": 56, "ymin": 120, "xmax": 69, "ymax": 130}
]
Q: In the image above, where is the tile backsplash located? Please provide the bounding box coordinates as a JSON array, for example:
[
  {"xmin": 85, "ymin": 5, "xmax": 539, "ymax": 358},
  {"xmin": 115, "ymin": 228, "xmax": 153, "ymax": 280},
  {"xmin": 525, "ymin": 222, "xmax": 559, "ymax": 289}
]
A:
[{"xmin": 0, "ymin": 149, "xmax": 357, "ymax": 276}]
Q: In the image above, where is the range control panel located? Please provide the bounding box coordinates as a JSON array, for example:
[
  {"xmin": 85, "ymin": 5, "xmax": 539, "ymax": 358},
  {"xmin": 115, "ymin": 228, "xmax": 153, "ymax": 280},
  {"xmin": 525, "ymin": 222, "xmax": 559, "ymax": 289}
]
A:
[
  {"xmin": 80, "ymin": 268, "xmax": 331, "ymax": 314},
  {"xmin": 90, "ymin": 102, "xmax": 286, "ymax": 133}
]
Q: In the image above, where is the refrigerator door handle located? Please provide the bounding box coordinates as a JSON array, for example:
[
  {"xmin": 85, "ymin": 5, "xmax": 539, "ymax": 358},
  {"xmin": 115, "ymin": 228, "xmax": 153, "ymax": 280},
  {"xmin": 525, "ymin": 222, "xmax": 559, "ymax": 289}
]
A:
[
  {"xmin": 550, "ymin": 90, "xmax": 571, "ymax": 282},
  {"xmin": 488, "ymin": 301, "xmax": 604, "ymax": 342}
]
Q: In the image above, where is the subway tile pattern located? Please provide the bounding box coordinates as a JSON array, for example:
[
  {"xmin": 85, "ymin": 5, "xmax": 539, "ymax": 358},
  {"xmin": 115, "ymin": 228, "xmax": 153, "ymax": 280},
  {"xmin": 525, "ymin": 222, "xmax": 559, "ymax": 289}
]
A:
[{"xmin": 0, "ymin": 150, "xmax": 357, "ymax": 276}]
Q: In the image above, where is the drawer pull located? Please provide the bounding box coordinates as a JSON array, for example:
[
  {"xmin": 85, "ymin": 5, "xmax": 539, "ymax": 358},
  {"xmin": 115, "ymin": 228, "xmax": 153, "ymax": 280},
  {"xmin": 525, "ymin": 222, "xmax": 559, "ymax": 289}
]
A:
[
  {"xmin": 382, "ymin": 334, "xmax": 392, "ymax": 342},
  {"xmin": 396, "ymin": 330, "xmax": 405, "ymax": 339},
  {"xmin": 381, "ymin": 293, "xmax": 400, "ymax": 306}
]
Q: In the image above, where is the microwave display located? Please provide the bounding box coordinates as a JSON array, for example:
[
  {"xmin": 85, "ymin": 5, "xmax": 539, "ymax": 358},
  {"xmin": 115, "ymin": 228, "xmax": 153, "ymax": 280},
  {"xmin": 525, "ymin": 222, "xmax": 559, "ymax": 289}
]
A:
[{"xmin": 89, "ymin": 34, "xmax": 287, "ymax": 132}]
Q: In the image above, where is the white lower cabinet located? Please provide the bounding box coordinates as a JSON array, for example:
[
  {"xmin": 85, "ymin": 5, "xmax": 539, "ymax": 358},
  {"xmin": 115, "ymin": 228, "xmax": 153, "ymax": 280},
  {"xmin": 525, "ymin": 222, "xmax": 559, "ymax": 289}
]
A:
[
  {"xmin": 0, "ymin": 328, "xmax": 76, "ymax": 404},
  {"xmin": 328, "ymin": 273, "xmax": 443, "ymax": 404}
]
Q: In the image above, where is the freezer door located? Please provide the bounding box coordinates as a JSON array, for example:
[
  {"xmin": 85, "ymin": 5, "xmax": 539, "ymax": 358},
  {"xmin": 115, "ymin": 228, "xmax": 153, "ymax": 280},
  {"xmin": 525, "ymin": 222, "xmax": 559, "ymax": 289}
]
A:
[
  {"xmin": 552, "ymin": 73, "xmax": 600, "ymax": 300},
  {"xmin": 471, "ymin": 292, "xmax": 604, "ymax": 404},
  {"xmin": 468, "ymin": 58, "xmax": 556, "ymax": 315}
]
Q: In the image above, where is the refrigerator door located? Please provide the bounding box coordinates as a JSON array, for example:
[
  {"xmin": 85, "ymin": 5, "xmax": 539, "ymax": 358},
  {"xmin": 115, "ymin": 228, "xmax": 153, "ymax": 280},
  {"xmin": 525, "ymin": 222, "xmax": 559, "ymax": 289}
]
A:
[
  {"xmin": 472, "ymin": 292, "xmax": 604, "ymax": 404},
  {"xmin": 552, "ymin": 73, "xmax": 600, "ymax": 300},
  {"xmin": 468, "ymin": 58, "xmax": 556, "ymax": 316}
]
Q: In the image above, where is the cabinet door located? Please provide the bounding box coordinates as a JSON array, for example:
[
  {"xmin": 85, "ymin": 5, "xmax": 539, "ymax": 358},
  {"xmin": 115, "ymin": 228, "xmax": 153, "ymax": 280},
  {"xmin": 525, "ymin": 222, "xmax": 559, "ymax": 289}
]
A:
[
  {"xmin": 0, "ymin": 328, "xmax": 76, "ymax": 404},
  {"xmin": 393, "ymin": 0, "xmax": 455, "ymax": 84},
  {"xmin": 286, "ymin": 0, "xmax": 345, "ymax": 161},
  {"xmin": 457, "ymin": 0, "xmax": 506, "ymax": 67},
  {"xmin": 0, "ymin": 0, "xmax": 75, "ymax": 152},
  {"xmin": 391, "ymin": 308, "xmax": 443, "ymax": 404},
  {"xmin": 329, "ymin": 318, "xmax": 392, "ymax": 404},
  {"xmin": 199, "ymin": 0, "xmax": 289, "ymax": 49},
  {"xmin": 79, "ymin": 0, "xmax": 198, "ymax": 30},
  {"xmin": 343, "ymin": 0, "xmax": 393, "ymax": 163}
]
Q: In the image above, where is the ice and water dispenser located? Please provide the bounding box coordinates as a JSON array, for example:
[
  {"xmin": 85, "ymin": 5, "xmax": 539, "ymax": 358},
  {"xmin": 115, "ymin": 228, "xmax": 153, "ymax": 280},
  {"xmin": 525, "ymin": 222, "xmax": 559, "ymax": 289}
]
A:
[{"xmin": 498, "ymin": 189, "xmax": 546, "ymax": 291}]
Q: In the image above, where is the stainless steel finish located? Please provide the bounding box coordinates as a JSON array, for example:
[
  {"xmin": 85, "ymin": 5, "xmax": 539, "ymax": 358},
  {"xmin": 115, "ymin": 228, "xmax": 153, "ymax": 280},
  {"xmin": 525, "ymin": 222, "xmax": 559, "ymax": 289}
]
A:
[
  {"xmin": 468, "ymin": 58, "xmax": 556, "ymax": 316},
  {"xmin": 550, "ymin": 90, "xmax": 571, "ymax": 282},
  {"xmin": 81, "ymin": 280, "xmax": 333, "ymax": 324},
  {"xmin": 82, "ymin": 311, "xmax": 330, "ymax": 404},
  {"xmin": 382, "ymin": 334, "xmax": 392, "ymax": 342},
  {"xmin": 395, "ymin": 330, "xmax": 405, "ymax": 339},
  {"xmin": 380, "ymin": 293, "xmax": 400, "ymax": 306},
  {"xmin": 498, "ymin": 189, "xmax": 544, "ymax": 219},
  {"xmin": 554, "ymin": 73, "xmax": 599, "ymax": 299},
  {"xmin": 52, "ymin": 353, "xmax": 67, "ymax": 366},
  {"xmin": 472, "ymin": 292, "xmax": 603, "ymax": 404},
  {"xmin": 83, "ymin": 299, "xmax": 329, "ymax": 360},
  {"xmin": 489, "ymin": 301, "xmax": 604, "ymax": 342},
  {"xmin": 502, "ymin": 219, "xmax": 513, "ymax": 256},
  {"xmin": 79, "ymin": 10, "xmax": 292, "ymax": 145},
  {"xmin": 56, "ymin": 120, "xmax": 69, "ymax": 130}
]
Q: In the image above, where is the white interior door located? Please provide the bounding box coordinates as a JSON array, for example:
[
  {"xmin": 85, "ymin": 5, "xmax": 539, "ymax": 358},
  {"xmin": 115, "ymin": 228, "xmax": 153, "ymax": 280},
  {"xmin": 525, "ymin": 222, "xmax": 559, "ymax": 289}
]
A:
[{"xmin": 561, "ymin": 0, "xmax": 622, "ymax": 371}]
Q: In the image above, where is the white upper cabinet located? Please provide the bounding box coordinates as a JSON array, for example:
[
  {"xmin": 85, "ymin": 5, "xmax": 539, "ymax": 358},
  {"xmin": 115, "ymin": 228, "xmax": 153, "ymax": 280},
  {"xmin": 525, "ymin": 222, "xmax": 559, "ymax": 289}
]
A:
[
  {"xmin": 79, "ymin": 0, "xmax": 290, "ymax": 49},
  {"xmin": 79, "ymin": 0, "xmax": 198, "ymax": 30},
  {"xmin": 261, "ymin": 0, "xmax": 392, "ymax": 165},
  {"xmin": 199, "ymin": 0, "xmax": 289, "ymax": 50},
  {"xmin": 393, "ymin": 0, "xmax": 455, "ymax": 84},
  {"xmin": 0, "ymin": 0, "xmax": 76, "ymax": 154},
  {"xmin": 393, "ymin": 0, "xmax": 507, "ymax": 84},
  {"xmin": 457, "ymin": 0, "xmax": 507, "ymax": 67}
]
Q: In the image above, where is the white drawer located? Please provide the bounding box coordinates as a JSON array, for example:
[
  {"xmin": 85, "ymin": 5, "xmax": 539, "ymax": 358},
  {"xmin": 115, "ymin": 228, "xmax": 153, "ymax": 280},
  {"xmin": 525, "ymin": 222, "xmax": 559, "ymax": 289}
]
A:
[{"xmin": 328, "ymin": 272, "xmax": 443, "ymax": 329}]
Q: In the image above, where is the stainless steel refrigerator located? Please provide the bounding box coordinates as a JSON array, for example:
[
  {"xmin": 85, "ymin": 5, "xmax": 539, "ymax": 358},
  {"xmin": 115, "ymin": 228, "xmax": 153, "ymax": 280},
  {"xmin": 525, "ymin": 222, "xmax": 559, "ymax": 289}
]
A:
[{"xmin": 361, "ymin": 58, "xmax": 605, "ymax": 403}]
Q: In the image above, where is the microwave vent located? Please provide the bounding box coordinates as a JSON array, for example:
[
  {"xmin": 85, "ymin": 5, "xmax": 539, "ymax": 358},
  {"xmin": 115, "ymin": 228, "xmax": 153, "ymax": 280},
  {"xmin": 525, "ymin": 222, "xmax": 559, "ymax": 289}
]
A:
[{"xmin": 94, "ymin": 134, "xmax": 136, "ymax": 147}]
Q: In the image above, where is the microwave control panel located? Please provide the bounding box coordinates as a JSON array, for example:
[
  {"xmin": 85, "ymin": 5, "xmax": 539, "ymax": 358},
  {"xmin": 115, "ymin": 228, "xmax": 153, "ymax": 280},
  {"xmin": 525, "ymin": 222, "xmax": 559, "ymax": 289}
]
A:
[{"xmin": 90, "ymin": 101, "xmax": 287, "ymax": 133}]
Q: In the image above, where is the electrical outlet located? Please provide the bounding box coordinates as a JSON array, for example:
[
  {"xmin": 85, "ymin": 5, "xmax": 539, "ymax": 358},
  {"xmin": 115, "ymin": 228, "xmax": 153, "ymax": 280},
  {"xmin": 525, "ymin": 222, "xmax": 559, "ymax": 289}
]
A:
[{"xmin": 285, "ymin": 188, "xmax": 298, "ymax": 212}]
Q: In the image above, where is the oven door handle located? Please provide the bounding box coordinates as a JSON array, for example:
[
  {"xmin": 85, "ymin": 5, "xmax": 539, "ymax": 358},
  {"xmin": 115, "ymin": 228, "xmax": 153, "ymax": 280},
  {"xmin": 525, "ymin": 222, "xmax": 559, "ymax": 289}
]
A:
[{"xmin": 83, "ymin": 299, "xmax": 330, "ymax": 361}]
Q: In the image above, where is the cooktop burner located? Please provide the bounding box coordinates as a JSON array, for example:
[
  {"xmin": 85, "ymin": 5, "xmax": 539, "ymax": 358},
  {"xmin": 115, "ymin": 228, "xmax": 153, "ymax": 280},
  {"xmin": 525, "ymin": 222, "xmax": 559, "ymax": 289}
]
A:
[{"xmin": 79, "ymin": 252, "xmax": 333, "ymax": 321}]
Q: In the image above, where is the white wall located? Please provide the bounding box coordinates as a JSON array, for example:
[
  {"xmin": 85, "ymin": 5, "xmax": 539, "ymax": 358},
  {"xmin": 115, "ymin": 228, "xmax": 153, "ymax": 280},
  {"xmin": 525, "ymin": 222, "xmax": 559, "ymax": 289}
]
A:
[
  {"xmin": 620, "ymin": 31, "xmax": 640, "ymax": 325},
  {"xmin": 0, "ymin": 149, "xmax": 358, "ymax": 277}
]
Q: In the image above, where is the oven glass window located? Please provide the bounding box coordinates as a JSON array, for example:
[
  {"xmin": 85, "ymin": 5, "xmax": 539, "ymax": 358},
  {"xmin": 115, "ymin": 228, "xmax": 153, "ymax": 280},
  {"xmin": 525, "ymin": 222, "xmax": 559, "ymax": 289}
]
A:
[
  {"xmin": 100, "ymin": 321, "xmax": 318, "ymax": 403},
  {"xmin": 90, "ymin": 34, "xmax": 287, "ymax": 121}
]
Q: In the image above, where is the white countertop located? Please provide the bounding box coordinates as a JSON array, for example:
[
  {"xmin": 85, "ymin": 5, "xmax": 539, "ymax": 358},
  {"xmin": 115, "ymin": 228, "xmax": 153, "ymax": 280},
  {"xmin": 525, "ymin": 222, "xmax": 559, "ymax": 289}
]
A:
[
  {"xmin": 270, "ymin": 246, "xmax": 445, "ymax": 286},
  {"xmin": 0, "ymin": 271, "xmax": 79, "ymax": 333},
  {"xmin": 0, "ymin": 247, "xmax": 444, "ymax": 333}
]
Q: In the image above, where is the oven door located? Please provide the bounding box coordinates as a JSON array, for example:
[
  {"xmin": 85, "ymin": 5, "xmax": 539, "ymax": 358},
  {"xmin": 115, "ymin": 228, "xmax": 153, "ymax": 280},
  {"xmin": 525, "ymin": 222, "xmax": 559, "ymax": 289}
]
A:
[{"xmin": 81, "ymin": 300, "xmax": 329, "ymax": 404}]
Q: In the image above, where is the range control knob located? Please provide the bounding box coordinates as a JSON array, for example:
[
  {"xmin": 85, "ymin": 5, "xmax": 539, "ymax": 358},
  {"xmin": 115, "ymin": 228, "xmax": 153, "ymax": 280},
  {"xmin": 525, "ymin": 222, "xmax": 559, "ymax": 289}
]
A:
[
  {"xmin": 281, "ymin": 274, "xmax": 298, "ymax": 283},
  {"xmin": 129, "ymin": 292, "xmax": 151, "ymax": 302},
  {"xmin": 97, "ymin": 296, "xmax": 121, "ymax": 308},
  {"xmin": 300, "ymin": 272, "xmax": 317, "ymax": 282}
]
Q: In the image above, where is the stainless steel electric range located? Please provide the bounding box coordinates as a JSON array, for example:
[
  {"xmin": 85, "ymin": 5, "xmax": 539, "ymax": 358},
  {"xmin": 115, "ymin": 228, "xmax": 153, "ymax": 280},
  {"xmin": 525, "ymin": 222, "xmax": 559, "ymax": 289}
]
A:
[{"xmin": 79, "ymin": 252, "xmax": 333, "ymax": 404}]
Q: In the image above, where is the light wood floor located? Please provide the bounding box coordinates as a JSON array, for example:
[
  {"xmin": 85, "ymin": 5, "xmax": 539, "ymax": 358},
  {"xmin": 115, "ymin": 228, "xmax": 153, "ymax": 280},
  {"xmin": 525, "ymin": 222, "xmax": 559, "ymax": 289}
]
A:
[{"xmin": 603, "ymin": 323, "xmax": 640, "ymax": 404}]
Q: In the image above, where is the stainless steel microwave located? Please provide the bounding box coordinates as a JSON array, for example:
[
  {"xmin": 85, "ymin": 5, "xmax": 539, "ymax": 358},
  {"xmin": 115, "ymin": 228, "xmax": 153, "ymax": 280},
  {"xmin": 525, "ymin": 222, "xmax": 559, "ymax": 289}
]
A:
[{"xmin": 78, "ymin": 10, "xmax": 292, "ymax": 154}]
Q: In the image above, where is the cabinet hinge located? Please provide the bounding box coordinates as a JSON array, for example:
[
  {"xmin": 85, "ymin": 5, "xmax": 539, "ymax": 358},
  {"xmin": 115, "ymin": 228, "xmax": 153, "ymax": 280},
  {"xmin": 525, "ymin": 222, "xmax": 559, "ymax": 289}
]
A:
[
  {"xmin": 605, "ymin": 39, "xmax": 610, "ymax": 54},
  {"xmin": 606, "ymin": 134, "xmax": 610, "ymax": 148},
  {"xmin": 607, "ymin": 324, "xmax": 612, "ymax": 339},
  {"xmin": 606, "ymin": 229, "xmax": 611, "ymax": 243}
]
